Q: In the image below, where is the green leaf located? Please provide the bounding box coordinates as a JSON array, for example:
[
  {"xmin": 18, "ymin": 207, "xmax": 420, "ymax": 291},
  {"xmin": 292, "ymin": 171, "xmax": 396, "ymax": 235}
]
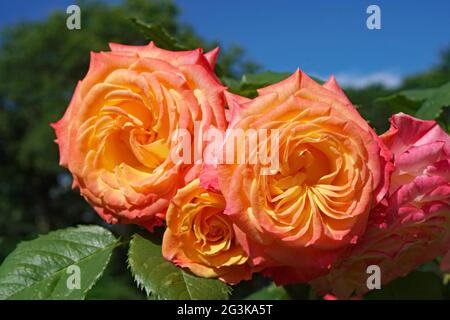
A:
[
  {"xmin": 128, "ymin": 234, "xmax": 231, "ymax": 300},
  {"xmin": 376, "ymin": 93, "xmax": 424, "ymax": 115},
  {"xmin": 245, "ymin": 283, "xmax": 290, "ymax": 300},
  {"xmin": 230, "ymin": 71, "xmax": 324, "ymax": 98},
  {"xmin": 401, "ymin": 88, "xmax": 438, "ymax": 101},
  {"xmin": 283, "ymin": 283, "xmax": 314, "ymax": 300},
  {"xmin": 225, "ymin": 71, "xmax": 291, "ymax": 98},
  {"xmin": 0, "ymin": 225, "xmax": 118, "ymax": 300},
  {"xmin": 416, "ymin": 82, "xmax": 450, "ymax": 119},
  {"xmin": 376, "ymin": 81, "xmax": 450, "ymax": 120},
  {"xmin": 416, "ymin": 261, "xmax": 443, "ymax": 277},
  {"xmin": 439, "ymin": 106, "xmax": 450, "ymax": 132},
  {"xmin": 221, "ymin": 77, "xmax": 241, "ymax": 92},
  {"xmin": 130, "ymin": 18, "xmax": 187, "ymax": 51},
  {"xmin": 240, "ymin": 71, "xmax": 291, "ymax": 90},
  {"xmin": 365, "ymin": 271, "xmax": 445, "ymax": 300}
]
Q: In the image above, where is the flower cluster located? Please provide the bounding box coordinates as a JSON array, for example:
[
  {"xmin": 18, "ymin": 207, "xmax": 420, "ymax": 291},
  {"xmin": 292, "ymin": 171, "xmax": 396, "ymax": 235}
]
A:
[{"xmin": 53, "ymin": 43, "xmax": 450, "ymax": 295}]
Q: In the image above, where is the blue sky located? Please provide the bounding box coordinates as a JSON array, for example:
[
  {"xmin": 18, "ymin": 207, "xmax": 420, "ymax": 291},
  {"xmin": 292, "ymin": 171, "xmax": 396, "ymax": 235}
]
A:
[{"xmin": 1, "ymin": 0, "xmax": 449, "ymax": 87}]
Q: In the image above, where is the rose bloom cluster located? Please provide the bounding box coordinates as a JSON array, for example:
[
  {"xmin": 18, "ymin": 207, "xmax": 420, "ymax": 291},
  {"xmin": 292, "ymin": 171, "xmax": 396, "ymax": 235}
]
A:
[{"xmin": 53, "ymin": 43, "xmax": 450, "ymax": 297}]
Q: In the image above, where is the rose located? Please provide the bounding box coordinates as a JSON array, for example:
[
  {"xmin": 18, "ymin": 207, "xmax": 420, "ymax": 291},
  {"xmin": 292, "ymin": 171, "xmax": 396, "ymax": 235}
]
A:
[
  {"xmin": 312, "ymin": 200, "xmax": 450, "ymax": 299},
  {"xmin": 312, "ymin": 113, "xmax": 450, "ymax": 298},
  {"xmin": 217, "ymin": 70, "xmax": 392, "ymax": 283},
  {"xmin": 52, "ymin": 42, "xmax": 227, "ymax": 230},
  {"xmin": 162, "ymin": 178, "xmax": 253, "ymax": 284}
]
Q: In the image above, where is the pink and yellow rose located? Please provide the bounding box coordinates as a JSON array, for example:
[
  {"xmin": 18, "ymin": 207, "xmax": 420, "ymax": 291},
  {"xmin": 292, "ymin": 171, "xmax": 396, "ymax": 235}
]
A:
[
  {"xmin": 217, "ymin": 70, "xmax": 393, "ymax": 283},
  {"xmin": 52, "ymin": 42, "xmax": 226, "ymax": 230},
  {"xmin": 162, "ymin": 178, "xmax": 254, "ymax": 284}
]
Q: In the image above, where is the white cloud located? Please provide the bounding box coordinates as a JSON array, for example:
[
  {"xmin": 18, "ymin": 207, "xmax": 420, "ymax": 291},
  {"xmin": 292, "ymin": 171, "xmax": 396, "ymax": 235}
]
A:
[{"xmin": 331, "ymin": 71, "xmax": 403, "ymax": 89}]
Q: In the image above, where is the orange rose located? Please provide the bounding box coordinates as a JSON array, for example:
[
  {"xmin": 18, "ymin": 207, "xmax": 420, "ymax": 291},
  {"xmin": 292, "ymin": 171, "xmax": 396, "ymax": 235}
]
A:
[
  {"xmin": 52, "ymin": 42, "xmax": 227, "ymax": 230},
  {"xmin": 218, "ymin": 70, "xmax": 392, "ymax": 283},
  {"xmin": 162, "ymin": 178, "xmax": 253, "ymax": 284}
]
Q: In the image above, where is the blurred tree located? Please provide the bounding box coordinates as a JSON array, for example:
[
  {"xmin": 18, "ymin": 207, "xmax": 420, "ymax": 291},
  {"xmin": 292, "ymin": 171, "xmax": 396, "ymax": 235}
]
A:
[
  {"xmin": 402, "ymin": 47, "xmax": 450, "ymax": 89},
  {"xmin": 219, "ymin": 45, "xmax": 261, "ymax": 78}
]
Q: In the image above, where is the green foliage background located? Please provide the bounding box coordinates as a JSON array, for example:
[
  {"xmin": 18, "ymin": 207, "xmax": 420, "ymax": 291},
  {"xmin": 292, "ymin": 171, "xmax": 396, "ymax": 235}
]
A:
[{"xmin": 0, "ymin": 0, "xmax": 449, "ymax": 300}]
